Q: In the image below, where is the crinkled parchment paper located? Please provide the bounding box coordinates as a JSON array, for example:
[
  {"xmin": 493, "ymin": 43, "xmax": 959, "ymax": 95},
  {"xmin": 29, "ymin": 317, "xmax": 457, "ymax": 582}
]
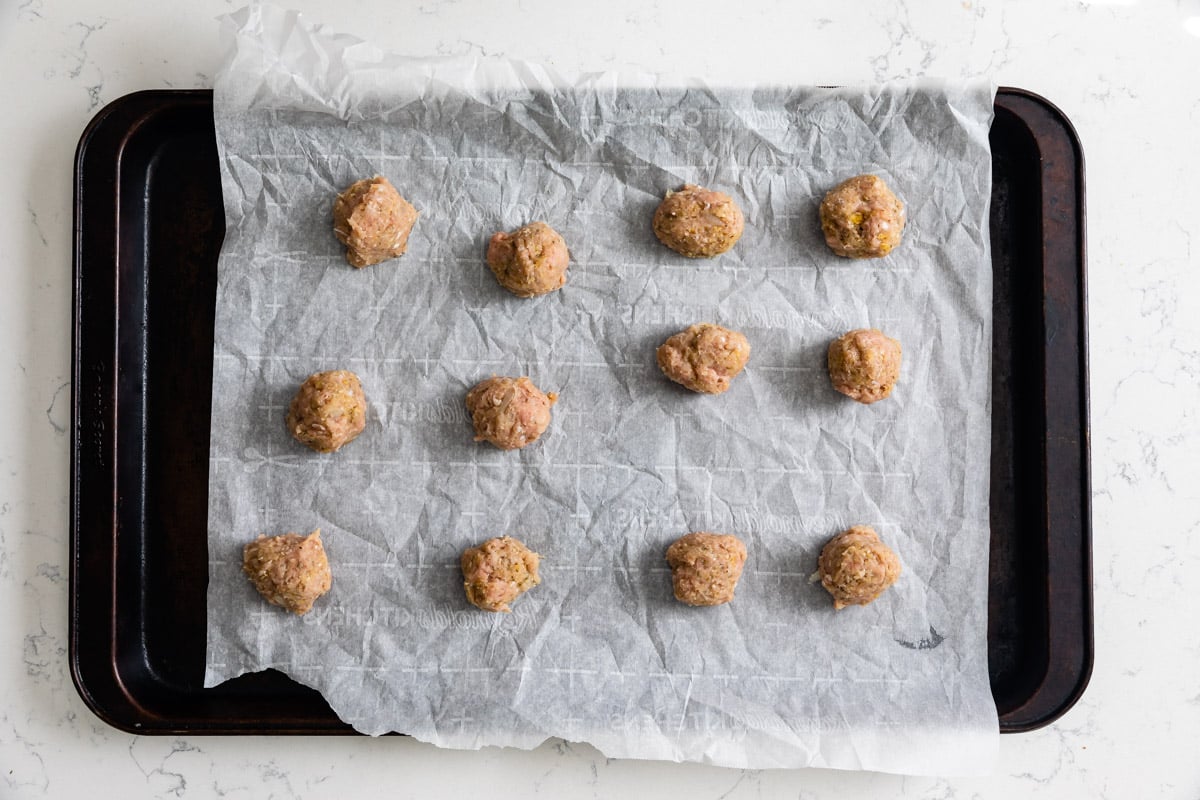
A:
[{"xmin": 205, "ymin": 4, "xmax": 999, "ymax": 775}]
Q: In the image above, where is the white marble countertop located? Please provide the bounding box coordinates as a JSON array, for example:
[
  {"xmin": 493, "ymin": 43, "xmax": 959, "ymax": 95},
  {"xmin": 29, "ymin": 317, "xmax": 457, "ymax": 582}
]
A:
[{"xmin": 2, "ymin": 0, "xmax": 1197, "ymax": 796}]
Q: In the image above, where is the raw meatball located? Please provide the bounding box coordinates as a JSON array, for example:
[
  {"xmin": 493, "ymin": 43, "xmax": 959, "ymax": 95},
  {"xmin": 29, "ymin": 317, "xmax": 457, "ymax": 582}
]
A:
[
  {"xmin": 242, "ymin": 529, "xmax": 332, "ymax": 615},
  {"xmin": 657, "ymin": 323, "xmax": 751, "ymax": 394},
  {"xmin": 665, "ymin": 532, "xmax": 748, "ymax": 607},
  {"xmin": 465, "ymin": 376, "xmax": 558, "ymax": 450},
  {"xmin": 819, "ymin": 174, "xmax": 906, "ymax": 258},
  {"xmin": 827, "ymin": 328, "xmax": 901, "ymax": 404},
  {"xmin": 461, "ymin": 536, "xmax": 541, "ymax": 612},
  {"xmin": 286, "ymin": 370, "xmax": 368, "ymax": 453},
  {"xmin": 486, "ymin": 221, "xmax": 569, "ymax": 297},
  {"xmin": 332, "ymin": 176, "xmax": 418, "ymax": 268},
  {"xmin": 817, "ymin": 525, "xmax": 901, "ymax": 610},
  {"xmin": 652, "ymin": 184, "xmax": 745, "ymax": 258}
]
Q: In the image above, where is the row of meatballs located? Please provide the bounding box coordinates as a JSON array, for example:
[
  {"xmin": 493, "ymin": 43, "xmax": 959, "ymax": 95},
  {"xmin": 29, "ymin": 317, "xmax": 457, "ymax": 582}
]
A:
[
  {"xmin": 334, "ymin": 173, "xmax": 906, "ymax": 291},
  {"xmin": 241, "ymin": 524, "xmax": 901, "ymax": 616},
  {"xmin": 285, "ymin": 316, "xmax": 902, "ymax": 458}
]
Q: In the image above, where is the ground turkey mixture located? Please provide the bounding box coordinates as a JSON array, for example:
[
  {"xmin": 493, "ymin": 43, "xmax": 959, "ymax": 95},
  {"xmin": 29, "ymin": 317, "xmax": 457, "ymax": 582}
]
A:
[
  {"xmin": 332, "ymin": 176, "xmax": 418, "ymax": 268},
  {"xmin": 817, "ymin": 525, "xmax": 902, "ymax": 610},
  {"xmin": 486, "ymin": 221, "xmax": 569, "ymax": 297},
  {"xmin": 657, "ymin": 323, "xmax": 751, "ymax": 394},
  {"xmin": 819, "ymin": 174, "xmax": 905, "ymax": 259},
  {"xmin": 827, "ymin": 328, "xmax": 902, "ymax": 404},
  {"xmin": 461, "ymin": 536, "xmax": 541, "ymax": 612},
  {"xmin": 652, "ymin": 184, "xmax": 745, "ymax": 258},
  {"xmin": 665, "ymin": 532, "xmax": 748, "ymax": 606},
  {"xmin": 242, "ymin": 530, "xmax": 332, "ymax": 615},
  {"xmin": 286, "ymin": 370, "xmax": 368, "ymax": 453},
  {"xmin": 465, "ymin": 376, "xmax": 557, "ymax": 450}
]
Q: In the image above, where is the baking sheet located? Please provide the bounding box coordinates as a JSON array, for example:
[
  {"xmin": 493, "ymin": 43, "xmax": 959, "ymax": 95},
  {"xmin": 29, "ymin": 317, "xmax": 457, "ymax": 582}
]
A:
[{"xmin": 204, "ymin": 4, "xmax": 999, "ymax": 774}]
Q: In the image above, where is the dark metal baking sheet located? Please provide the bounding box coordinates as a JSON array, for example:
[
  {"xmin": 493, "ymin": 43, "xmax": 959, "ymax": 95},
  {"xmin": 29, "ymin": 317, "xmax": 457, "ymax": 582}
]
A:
[{"xmin": 70, "ymin": 88, "xmax": 1091, "ymax": 735}]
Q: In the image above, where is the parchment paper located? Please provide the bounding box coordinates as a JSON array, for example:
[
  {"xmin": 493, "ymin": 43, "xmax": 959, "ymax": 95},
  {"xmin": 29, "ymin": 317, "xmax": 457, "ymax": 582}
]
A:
[{"xmin": 205, "ymin": 4, "xmax": 999, "ymax": 775}]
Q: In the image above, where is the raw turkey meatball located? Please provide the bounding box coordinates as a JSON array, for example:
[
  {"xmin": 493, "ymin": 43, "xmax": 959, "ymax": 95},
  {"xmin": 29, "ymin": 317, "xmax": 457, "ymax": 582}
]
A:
[
  {"xmin": 817, "ymin": 525, "xmax": 902, "ymax": 610},
  {"xmin": 332, "ymin": 176, "xmax": 418, "ymax": 268},
  {"xmin": 827, "ymin": 328, "xmax": 902, "ymax": 404},
  {"xmin": 465, "ymin": 376, "xmax": 558, "ymax": 450},
  {"xmin": 819, "ymin": 174, "xmax": 905, "ymax": 258},
  {"xmin": 461, "ymin": 536, "xmax": 541, "ymax": 613},
  {"xmin": 657, "ymin": 323, "xmax": 751, "ymax": 394},
  {"xmin": 652, "ymin": 184, "xmax": 745, "ymax": 258},
  {"xmin": 286, "ymin": 370, "xmax": 368, "ymax": 453},
  {"xmin": 665, "ymin": 532, "xmax": 748, "ymax": 607},
  {"xmin": 242, "ymin": 529, "xmax": 332, "ymax": 615},
  {"xmin": 486, "ymin": 221, "xmax": 569, "ymax": 297}
]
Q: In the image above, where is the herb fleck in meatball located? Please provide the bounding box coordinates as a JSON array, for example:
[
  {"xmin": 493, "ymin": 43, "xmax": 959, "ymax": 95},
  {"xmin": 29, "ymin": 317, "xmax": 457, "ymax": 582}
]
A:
[
  {"xmin": 819, "ymin": 174, "xmax": 905, "ymax": 259},
  {"xmin": 827, "ymin": 328, "xmax": 901, "ymax": 404},
  {"xmin": 461, "ymin": 536, "xmax": 541, "ymax": 612},
  {"xmin": 242, "ymin": 530, "xmax": 332, "ymax": 615},
  {"xmin": 486, "ymin": 221, "xmax": 569, "ymax": 297},
  {"xmin": 657, "ymin": 323, "xmax": 751, "ymax": 394},
  {"xmin": 652, "ymin": 184, "xmax": 745, "ymax": 258},
  {"xmin": 665, "ymin": 532, "xmax": 748, "ymax": 607},
  {"xmin": 286, "ymin": 370, "xmax": 368, "ymax": 453},
  {"xmin": 465, "ymin": 376, "xmax": 558, "ymax": 450},
  {"xmin": 818, "ymin": 525, "xmax": 902, "ymax": 610},
  {"xmin": 333, "ymin": 176, "xmax": 418, "ymax": 268}
]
